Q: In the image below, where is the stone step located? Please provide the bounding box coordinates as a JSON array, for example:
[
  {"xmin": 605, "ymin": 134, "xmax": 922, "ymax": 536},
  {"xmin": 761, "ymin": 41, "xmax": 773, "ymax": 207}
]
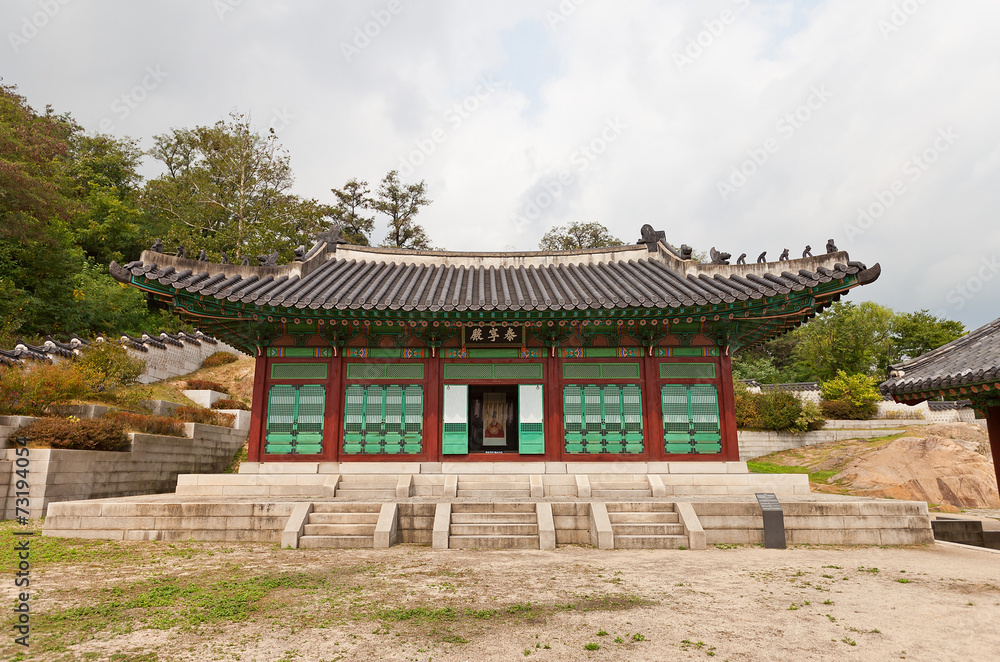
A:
[
  {"xmin": 605, "ymin": 502, "xmax": 677, "ymax": 513},
  {"xmin": 458, "ymin": 480, "xmax": 529, "ymax": 489},
  {"xmin": 456, "ymin": 489, "xmax": 531, "ymax": 498},
  {"xmin": 607, "ymin": 512, "xmax": 679, "ymax": 524},
  {"xmin": 298, "ymin": 535, "xmax": 373, "ymax": 549},
  {"xmin": 334, "ymin": 488, "xmax": 396, "ymax": 498},
  {"xmin": 304, "ymin": 523, "xmax": 377, "ymax": 536},
  {"xmin": 312, "ymin": 503, "xmax": 382, "ymax": 514},
  {"xmin": 591, "ymin": 489, "xmax": 652, "ymax": 498},
  {"xmin": 451, "ymin": 502, "xmax": 536, "ymax": 513},
  {"xmin": 450, "ymin": 523, "xmax": 539, "ymax": 536},
  {"xmin": 451, "ymin": 513, "xmax": 537, "ymax": 524},
  {"xmin": 590, "ymin": 482, "xmax": 650, "ymax": 490},
  {"xmin": 449, "ymin": 535, "xmax": 539, "ymax": 550},
  {"xmin": 611, "ymin": 523, "xmax": 684, "ymax": 536},
  {"xmin": 614, "ymin": 534, "xmax": 689, "ymax": 549},
  {"xmin": 308, "ymin": 513, "xmax": 380, "ymax": 524}
]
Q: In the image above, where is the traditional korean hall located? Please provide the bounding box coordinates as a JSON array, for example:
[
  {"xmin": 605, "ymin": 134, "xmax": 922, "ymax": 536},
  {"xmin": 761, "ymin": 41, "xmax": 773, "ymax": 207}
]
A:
[
  {"xmin": 40, "ymin": 224, "xmax": 936, "ymax": 550},
  {"xmin": 111, "ymin": 225, "xmax": 881, "ymax": 466}
]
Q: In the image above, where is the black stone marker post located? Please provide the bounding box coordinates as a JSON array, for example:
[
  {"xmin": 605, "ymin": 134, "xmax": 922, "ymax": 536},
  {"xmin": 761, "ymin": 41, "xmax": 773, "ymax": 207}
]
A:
[{"xmin": 755, "ymin": 492, "xmax": 786, "ymax": 549}]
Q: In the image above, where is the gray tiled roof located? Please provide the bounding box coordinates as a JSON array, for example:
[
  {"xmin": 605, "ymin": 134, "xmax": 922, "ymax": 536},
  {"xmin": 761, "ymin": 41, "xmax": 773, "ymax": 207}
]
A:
[
  {"xmin": 111, "ymin": 239, "xmax": 877, "ymax": 314},
  {"xmin": 881, "ymin": 317, "xmax": 1000, "ymax": 398}
]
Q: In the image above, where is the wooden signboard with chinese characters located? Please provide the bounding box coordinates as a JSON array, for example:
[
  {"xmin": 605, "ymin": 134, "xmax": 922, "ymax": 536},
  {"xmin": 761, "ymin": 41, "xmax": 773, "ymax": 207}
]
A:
[{"xmin": 462, "ymin": 325, "xmax": 524, "ymax": 347}]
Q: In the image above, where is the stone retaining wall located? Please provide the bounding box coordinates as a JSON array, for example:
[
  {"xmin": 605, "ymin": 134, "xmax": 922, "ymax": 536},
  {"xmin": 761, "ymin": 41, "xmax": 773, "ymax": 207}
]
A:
[{"xmin": 2, "ymin": 422, "xmax": 247, "ymax": 519}]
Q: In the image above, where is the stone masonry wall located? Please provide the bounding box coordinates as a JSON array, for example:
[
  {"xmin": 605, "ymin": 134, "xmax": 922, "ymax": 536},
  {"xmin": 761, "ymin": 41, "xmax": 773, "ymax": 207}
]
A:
[
  {"xmin": 123, "ymin": 333, "xmax": 243, "ymax": 384},
  {"xmin": 2, "ymin": 422, "xmax": 247, "ymax": 519}
]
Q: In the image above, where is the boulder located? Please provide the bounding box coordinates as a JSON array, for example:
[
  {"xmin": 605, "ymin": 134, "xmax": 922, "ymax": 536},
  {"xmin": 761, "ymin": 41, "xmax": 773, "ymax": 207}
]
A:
[{"xmin": 833, "ymin": 435, "xmax": 999, "ymax": 509}]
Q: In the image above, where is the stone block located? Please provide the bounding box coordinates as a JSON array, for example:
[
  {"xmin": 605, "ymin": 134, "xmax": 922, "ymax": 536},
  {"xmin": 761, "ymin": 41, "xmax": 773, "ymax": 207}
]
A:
[
  {"xmin": 238, "ymin": 463, "xmax": 261, "ymax": 474},
  {"xmin": 856, "ymin": 500, "xmax": 926, "ymax": 517},
  {"xmin": 340, "ymin": 462, "xmax": 420, "ymax": 474},
  {"xmin": 124, "ymin": 530, "xmax": 162, "ymax": 541},
  {"xmin": 727, "ymin": 462, "xmax": 749, "ymax": 473},
  {"xmin": 705, "ymin": 529, "xmax": 763, "ymax": 545},
  {"xmin": 432, "ymin": 502, "xmax": 451, "ymax": 549},
  {"xmin": 676, "ymin": 501, "xmax": 706, "ymax": 549},
  {"xmin": 698, "ymin": 515, "xmax": 761, "ymax": 530},
  {"xmin": 589, "ymin": 502, "xmax": 613, "ymax": 549},
  {"xmin": 174, "ymin": 485, "xmax": 226, "ymax": 496},
  {"xmin": 418, "ymin": 462, "xmax": 442, "ymax": 474},
  {"xmin": 80, "ymin": 516, "xmax": 156, "ymax": 530},
  {"xmin": 43, "ymin": 528, "xmax": 124, "ymax": 540},
  {"xmin": 253, "ymin": 474, "xmax": 299, "ymax": 486},
  {"xmin": 374, "ymin": 503, "xmax": 399, "ymax": 549},
  {"xmin": 575, "ymin": 474, "xmax": 591, "ymax": 498},
  {"xmin": 495, "ymin": 462, "xmax": 547, "ymax": 474},
  {"xmin": 543, "ymin": 462, "xmax": 567, "ymax": 474},
  {"xmin": 396, "ymin": 474, "xmax": 413, "ymax": 498},
  {"xmin": 566, "ymin": 462, "xmax": 646, "ymax": 474},
  {"xmin": 529, "ymin": 475, "xmax": 544, "ymax": 498},
  {"xmin": 443, "ymin": 475, "xmax": 458, "ymax": 498},
  {"xmin": 536, "ymin": 502, "xmax": 556, "ymax": 550},
  {"xmin": 221, "ymin": 485, "xmax": 270, "ymax": 496},
  {"xmin": 442, "ymin": 462, "xmax": 492, "ymax": 474},
  {"xmin": 666, "ymin": 462, "xmax": 730, "ymax": 474},
  {"xmin": 786, "ymin": 528, "xmax": 883, "ymax": 545},
  {"xmin": 647, "ymin": 474, "xmax": 667, "ymax": 497},
  {"xmin": 196, "ymin": 474, "xmax": 256, "ymax": 486},
  {"xmin": 784, "ymin": 515, "xmax": 847, "ymax": 530},
  {"xmin": 281, "ymin": 502, "xmax": 314, "ymax": 549},
  {"xmin": 259, "ymin": 462, "xmax": 318, "ymax": 474},
  {"xmin": 47, "ymin": 501, "xmax": 104, "ymax": 517}
]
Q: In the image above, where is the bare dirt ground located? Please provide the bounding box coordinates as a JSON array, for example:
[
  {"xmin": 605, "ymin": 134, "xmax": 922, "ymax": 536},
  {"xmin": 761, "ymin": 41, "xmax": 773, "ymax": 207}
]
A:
[{"xmin": 3, "ymin": 529, "xmax": 999, "ymax": 662}]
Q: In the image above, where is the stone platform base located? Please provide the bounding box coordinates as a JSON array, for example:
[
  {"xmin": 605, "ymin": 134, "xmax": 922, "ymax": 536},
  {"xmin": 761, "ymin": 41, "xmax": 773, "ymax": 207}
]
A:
[{"xmin": 42, "ymin": 465, "xmax": 934, "ymax": 550}]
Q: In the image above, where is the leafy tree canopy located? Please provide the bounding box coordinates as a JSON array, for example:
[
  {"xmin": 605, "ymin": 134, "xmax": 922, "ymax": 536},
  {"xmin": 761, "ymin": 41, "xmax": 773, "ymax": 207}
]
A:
[
  {"xmin": 374, "ymin": 170, "xmax": 433, "ymax": 250},
  {"xmin": 538, "ymin": 222, "xmax": 623, "ymax": 251}
]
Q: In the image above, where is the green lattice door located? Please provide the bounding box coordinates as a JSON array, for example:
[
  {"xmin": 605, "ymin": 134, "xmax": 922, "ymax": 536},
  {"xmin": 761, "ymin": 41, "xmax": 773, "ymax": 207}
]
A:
[
  {"xmin": 343, "ymin": 384, "xmax": 423, "ymax": 455},
  {"xmin": 264, "ymin": 384, "xmax": 325, "ymax": 455},
  {"xmin": 662, "ymin": 384, "xmax": 722, "ymax": 454},
  {"xmin": 563, "ymin": 384, "xmax": 643, "ymax": 454}
]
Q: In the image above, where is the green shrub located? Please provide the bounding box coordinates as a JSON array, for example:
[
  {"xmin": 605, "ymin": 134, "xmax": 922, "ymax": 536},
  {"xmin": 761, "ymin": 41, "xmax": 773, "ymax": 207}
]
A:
[
  {"xmin": 103, "ymin": 411, "xmax": 186, "ymax": 437},
  {"xmin": 212, "ymin": 398, "xmax": 249, "ymax": 411},
  {"xmin": 184, "ymin": 379, "xmax": 229, "ymax": 394},
  {"xmin": 820, "ymin": 371, "xmax": 881, "ymax": 420},
  {"xmin": 820, "ymin": 399, "xmax": 878, "ymax": 420},
  {"xmin": 19, "ymin": 416, "xmax": 131, "ymax": 452},
  {"xmin": 0, "ymin": 362, "xmax": 88, "ymax": 416},
  {"xmin": 175, "ymin": 406, "xmax": 235, "ymax": 427},
  {"xmin": 76, "ymin": 341, "xmax": 145, "ymax": 392},
  {"xmin": 201, "ymin": 352, "xmax": 239, "ymax": 369},
  {"xmin": 734, "ymin": 382, "xmax": 825, "ymax": 433}
]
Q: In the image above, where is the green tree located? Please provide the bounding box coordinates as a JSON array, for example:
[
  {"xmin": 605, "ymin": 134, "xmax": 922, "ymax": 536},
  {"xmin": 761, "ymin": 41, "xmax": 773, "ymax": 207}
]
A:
[
  {"xmin": 539, "ymin": 222, "xmax": 623, "ymax": 251},
  {"xmin": 330, "ymin": 178, "xmax": 374, "ymax": 245},
  {"xmin": 785, "ymin": 301, "xmax": 896, "ymax": 381},
  {"xmin": 731, "ymin": 354, "xmax": 780, "ymax": 383},
  {"xmin": 374, "ymin": 170, "xmax": 433, "ymax": 249},
  {"xmin": 65, "ymin": 133, "xmax": 146, "ymax": 264},
  {"xmin": 143, "ymin": 112, "xmax": 332, "ymax": 262},
  {"xmin": 891, "ymin": 310, "xmax": 965, "ymax": 363}
]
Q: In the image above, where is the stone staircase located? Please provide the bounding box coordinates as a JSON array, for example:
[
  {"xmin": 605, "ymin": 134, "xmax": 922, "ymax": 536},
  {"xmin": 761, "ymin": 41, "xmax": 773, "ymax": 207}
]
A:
[
  {"xmin": 334, "ymin": 474, "xmax": 397, "ymax": 499},
  {"xmin": 298, "ymin": 503, "xmax": 381, "ymax": 548},
  {"xmin": 449, "ymin": 502, "xmax": 539, "ymax": 549},
  {"xmin": 456, "ymin": 475, "xmax": 531, "ymax": 498},
  {"xmin": 590, "ymin": 477, "xmax": 652, "ymax": 499},
  {"xmin": 606, "ymin": 502, "xmax": 688, "ymax": 549}
]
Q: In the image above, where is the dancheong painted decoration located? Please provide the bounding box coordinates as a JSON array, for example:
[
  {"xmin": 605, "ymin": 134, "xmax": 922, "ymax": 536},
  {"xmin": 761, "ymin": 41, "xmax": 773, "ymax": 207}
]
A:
[{"xmin": 111, "ymin": 224, "xmax": 881, "ymax": 464}]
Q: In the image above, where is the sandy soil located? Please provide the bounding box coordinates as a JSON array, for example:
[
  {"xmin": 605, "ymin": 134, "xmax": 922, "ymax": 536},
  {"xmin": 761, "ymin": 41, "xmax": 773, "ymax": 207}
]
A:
[{"xmin": 5, "ymin": 540, "xmax": 999, "ymax": 662}]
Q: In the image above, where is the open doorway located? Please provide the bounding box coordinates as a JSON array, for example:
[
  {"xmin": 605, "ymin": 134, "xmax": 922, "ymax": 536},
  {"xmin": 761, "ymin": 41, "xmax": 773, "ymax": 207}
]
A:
[{"xmin": 468, "ymin": 384, "xmax": 519, "ymax": 452}]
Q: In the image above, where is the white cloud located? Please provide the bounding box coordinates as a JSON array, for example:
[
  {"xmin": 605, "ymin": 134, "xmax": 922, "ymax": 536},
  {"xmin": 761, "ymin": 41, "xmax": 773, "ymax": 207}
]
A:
[{"xmin": 2, "ymin": 0, "xmax": 998, "ymax": 328}]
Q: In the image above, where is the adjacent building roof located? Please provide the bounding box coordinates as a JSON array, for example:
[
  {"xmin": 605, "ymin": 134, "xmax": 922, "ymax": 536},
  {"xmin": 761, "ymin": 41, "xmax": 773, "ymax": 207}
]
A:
[
  {"xmin": 882, "ymin": 316, "xmax": 1000, "ymax": 402},
  {"xmin": 112, "ymin": 227, "xmax": 879, "ymax": 315}
]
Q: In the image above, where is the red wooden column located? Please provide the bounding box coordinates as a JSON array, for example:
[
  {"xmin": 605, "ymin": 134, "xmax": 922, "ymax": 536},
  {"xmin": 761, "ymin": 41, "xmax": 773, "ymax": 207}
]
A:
[
  {"xmin": 246, "ymin": 352, "xmax": 268, "ymax": 462},
  {"xmin": 987, "ymin": 406, "xmax": 1000, "ymax": 494},
  {"xmin": 425, "ymin": 355, "xmax": 441, "ymax": 461},
  {"xmin": 324, "ymin": 352, "xmax": 342, "ymax": 462},
  {"xmin": 546, "ymin": 353, "xmax": 562, "ymax": 461},
  {"xmin": 641, "ymin": 353, "xmax": 663, "ymax": 460},
  {"xmin": 717, "ymin": 352, "xmax": 740, "ymax": 462}
]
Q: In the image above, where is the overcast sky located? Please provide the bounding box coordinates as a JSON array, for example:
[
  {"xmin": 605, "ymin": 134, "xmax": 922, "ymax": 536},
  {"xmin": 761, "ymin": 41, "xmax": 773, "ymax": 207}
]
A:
[{"xmin": 3, "ymin": 0, "xmax": 999, "ymax": 329}]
